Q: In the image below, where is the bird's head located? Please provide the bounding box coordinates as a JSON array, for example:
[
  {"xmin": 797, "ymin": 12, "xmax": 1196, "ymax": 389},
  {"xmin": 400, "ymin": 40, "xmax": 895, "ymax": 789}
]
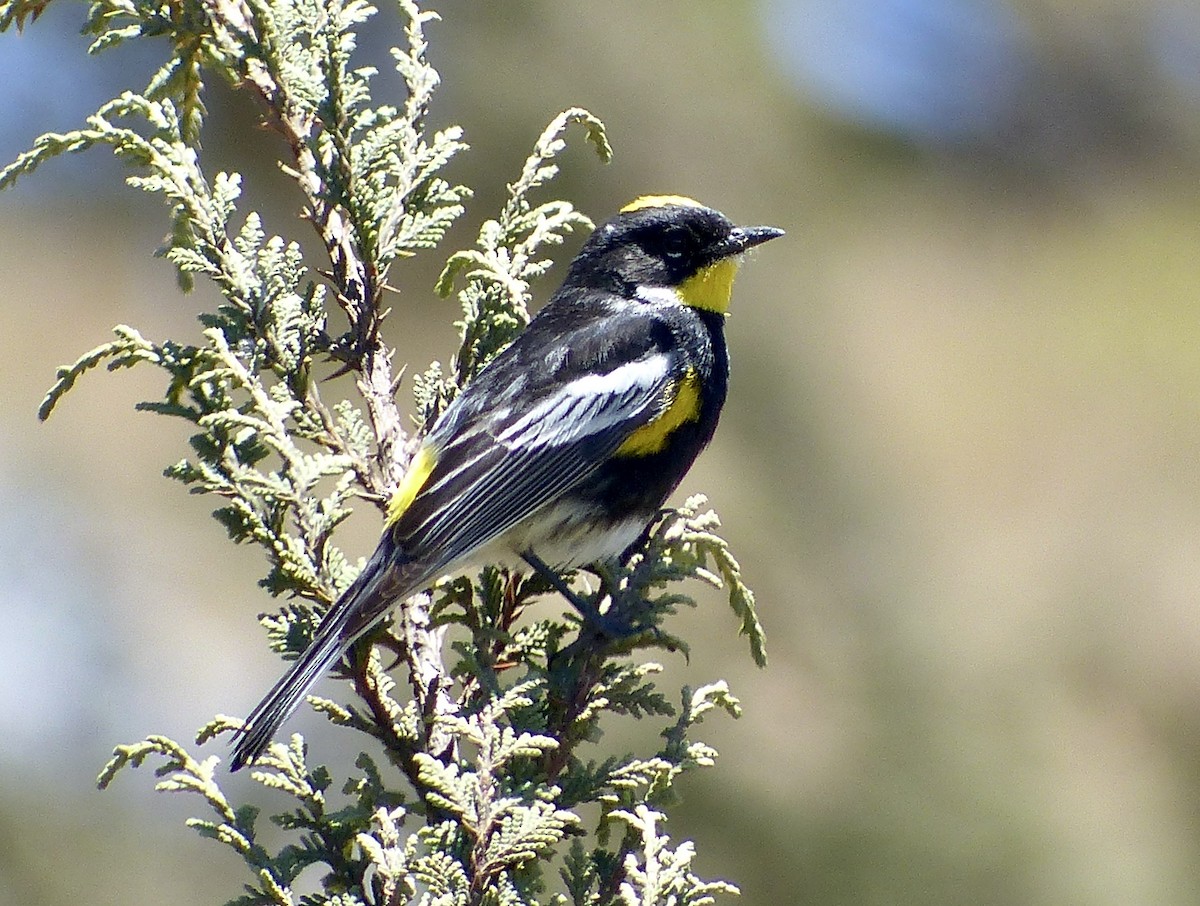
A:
[{"xmin": 564, "ymin": 195, "xmax": 784, "ymax": 314}]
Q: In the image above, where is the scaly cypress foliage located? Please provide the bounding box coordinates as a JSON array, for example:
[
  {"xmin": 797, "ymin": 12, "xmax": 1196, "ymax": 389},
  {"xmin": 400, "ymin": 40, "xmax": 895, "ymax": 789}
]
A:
[{"xmin": 1, "ymin": 1, "xmax": 767, "ymax": 903}]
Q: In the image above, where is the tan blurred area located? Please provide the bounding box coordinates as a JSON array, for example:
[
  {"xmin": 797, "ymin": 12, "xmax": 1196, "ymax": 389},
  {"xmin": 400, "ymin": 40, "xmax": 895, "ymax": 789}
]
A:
[{"xmin": 4, "ymin": 1, "xmax": 1200, "ymax": 904}]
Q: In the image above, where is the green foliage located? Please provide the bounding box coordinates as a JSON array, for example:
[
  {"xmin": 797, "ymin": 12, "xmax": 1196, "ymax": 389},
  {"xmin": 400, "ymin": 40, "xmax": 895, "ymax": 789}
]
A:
[
  {"xmin": 2, "ymin": 0, "xmax": 767, "ymax": 903},
  {"xmin": 436, "ymin": 107, "xmax": 612, "ymax": 391}
]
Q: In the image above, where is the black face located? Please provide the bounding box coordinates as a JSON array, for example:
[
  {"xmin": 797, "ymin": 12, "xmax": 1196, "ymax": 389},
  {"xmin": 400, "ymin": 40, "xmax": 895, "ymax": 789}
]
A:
[{"xmin": 564, "ymin": 204, "xmax": 738, "ymax": 291}]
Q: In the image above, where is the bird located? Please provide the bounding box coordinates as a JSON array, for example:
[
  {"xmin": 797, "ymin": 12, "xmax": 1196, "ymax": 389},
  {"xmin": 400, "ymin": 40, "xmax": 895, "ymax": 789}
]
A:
[{"xmin": 228, "ymin": 195, "xmax": 783, "ymax": 769}]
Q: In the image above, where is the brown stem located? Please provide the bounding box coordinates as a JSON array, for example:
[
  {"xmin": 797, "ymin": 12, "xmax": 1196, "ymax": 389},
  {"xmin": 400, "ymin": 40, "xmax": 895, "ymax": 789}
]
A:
[
  {"xmin": 543, "ymin": 642, "xmax": 608, "ymax": 784},
  {"xmin": 396, "ymin": 593, "xmax": 456, "ymax": 759},
  {"xmin": 212, "ymin": 0, "xmax": 456, "ymax": 764}
]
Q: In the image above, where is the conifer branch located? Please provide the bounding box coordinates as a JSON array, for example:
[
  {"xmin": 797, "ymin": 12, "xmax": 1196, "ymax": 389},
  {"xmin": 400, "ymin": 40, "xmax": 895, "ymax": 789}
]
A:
[{"xmin": 1, "ymin": 1, "xmax": 767, "ymax": 903}]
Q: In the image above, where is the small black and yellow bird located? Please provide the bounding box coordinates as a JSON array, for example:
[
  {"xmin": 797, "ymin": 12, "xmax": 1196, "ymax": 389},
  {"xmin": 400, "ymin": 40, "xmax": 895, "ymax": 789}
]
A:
[{"xmin": 229, "ymin": 195, "xmax": 782, "ymax": 769}]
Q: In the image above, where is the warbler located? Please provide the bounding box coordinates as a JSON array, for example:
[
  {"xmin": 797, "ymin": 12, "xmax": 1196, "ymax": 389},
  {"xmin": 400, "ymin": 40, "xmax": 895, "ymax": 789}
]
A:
[{"xmin": 229, "ymin": 195, "xmax": 782, "ymax": 769}]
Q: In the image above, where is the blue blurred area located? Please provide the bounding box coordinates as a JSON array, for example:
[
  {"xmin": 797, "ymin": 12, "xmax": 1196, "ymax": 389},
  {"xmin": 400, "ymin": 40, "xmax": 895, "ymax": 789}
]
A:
[
  {"xmin": 764, "ymin": 0, "xmax": 1200, "ymax": 160},
  {"xmin": 0, "ymin": 471, "xmax": 121, "ymax": 769},
  {"xmin": 0, "ymin": 4, "xmax": 160, "ymax": 195},
  {"xmin": 764, "ymin": 0, "xmax": 1029, "ymax": 146},
  {"xmin": 1152, "ymin": 1, "xmax": 1200, "ymax": 101}
]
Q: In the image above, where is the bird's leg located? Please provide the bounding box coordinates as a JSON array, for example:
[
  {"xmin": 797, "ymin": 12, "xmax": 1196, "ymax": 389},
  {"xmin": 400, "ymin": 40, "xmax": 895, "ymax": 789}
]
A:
[
  {"xmin": 521, "ymin": 551, "xmax": 633, "ymax": 638},
  {"xmin": 591, "ymin": 557, "xmax": 669, "ymax": 646}
]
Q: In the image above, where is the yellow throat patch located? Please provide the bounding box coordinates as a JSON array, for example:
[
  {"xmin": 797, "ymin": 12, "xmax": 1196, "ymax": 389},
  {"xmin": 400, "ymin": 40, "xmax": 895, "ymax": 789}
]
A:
[
  {"xmin": 617, "ymin": 369, "xmax": 702, "ymax": 456},
  {"xmin": 676, "ymin": 257, "xmax": 741, "ymax": 314},
  {"xmin": 386, "ymin": 446, "xmax": 437, "ymax": 526}
]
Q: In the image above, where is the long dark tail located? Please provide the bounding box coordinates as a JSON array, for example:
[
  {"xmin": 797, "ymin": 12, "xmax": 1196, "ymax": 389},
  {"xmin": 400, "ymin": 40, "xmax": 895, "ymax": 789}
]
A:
[{"xmin": 229, "ymin": 544, "xmax": 427, "ymax": 770}]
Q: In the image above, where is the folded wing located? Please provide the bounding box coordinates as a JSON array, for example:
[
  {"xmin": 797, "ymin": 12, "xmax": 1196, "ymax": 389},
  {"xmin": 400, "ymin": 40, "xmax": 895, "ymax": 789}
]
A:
[{"xmin": 391, "ymin": 350, "xmax": 677, "ymax": 567}]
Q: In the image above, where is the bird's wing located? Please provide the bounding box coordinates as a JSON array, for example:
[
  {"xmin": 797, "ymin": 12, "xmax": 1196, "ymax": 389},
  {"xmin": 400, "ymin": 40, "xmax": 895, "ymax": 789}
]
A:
[{"xmin": 391, "ymin": 348, "xmax": 677, "ymax": 566}]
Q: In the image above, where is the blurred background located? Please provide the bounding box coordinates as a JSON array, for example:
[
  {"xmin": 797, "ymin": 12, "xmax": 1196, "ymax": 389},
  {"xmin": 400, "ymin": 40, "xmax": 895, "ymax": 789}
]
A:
[{"xmin": 3, "ymin": 0, "xmax": 1200, "ymax": 903}]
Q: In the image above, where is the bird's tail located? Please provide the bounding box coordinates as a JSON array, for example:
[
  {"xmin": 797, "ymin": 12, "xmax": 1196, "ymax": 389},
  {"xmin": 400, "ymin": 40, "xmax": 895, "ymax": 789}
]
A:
[{"xmin": 229, "ymin": 543, "xmax": 428, "ymax": 771}]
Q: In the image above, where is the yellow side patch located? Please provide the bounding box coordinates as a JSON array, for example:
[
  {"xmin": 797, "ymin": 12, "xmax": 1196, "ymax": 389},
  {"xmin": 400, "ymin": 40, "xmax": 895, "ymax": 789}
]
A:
[
  {"xmin": 621, "ymin": 195, "xmax": 704, "ymax": 213},
  {"xmin": 386, "ymin": 446, "xmax": 437, "ymax": 526},
  {"xmin": 617, "ymin": 370, "xmax": 702, "ymax": 456},
  {"xmin": 676, "ymin": 257, "xmax": 741, "ymax": 314}
]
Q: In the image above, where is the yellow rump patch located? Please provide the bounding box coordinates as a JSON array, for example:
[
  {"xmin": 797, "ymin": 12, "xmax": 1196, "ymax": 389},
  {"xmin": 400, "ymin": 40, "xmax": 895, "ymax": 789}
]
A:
[
  {"xmin": 386, "ymin": 446, "xmax": 437, "ymax": 526},
  {"xmin": 676, "ymin": 257, "xmax": 741, "ymax": 314},
  {"xmin": 617, "ymin": 369, "xmax": 702, "ymax": 456},
  {"xmin": 621, "ymin": 195, "xmax": 705, "ymax": 213}
]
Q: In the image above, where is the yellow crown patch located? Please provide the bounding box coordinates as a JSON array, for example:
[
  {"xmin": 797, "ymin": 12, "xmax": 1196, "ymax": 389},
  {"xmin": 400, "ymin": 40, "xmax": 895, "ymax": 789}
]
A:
[{"xmin": 620, "ymin": 195, "xmax": 705, "ymax": 214}]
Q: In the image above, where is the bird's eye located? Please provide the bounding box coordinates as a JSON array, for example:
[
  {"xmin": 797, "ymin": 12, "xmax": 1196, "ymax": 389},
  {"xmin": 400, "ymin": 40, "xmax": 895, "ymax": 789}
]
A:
[{"xmin": 662, "ymin": 229, "xmax": 688, "ymax": 259}]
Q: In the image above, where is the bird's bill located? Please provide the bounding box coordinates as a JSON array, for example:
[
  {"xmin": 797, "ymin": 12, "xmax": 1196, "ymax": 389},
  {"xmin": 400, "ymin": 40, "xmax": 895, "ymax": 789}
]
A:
[{"xmin": 723, "ymin": 225, "xmax": 785, "ymax": 257}]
